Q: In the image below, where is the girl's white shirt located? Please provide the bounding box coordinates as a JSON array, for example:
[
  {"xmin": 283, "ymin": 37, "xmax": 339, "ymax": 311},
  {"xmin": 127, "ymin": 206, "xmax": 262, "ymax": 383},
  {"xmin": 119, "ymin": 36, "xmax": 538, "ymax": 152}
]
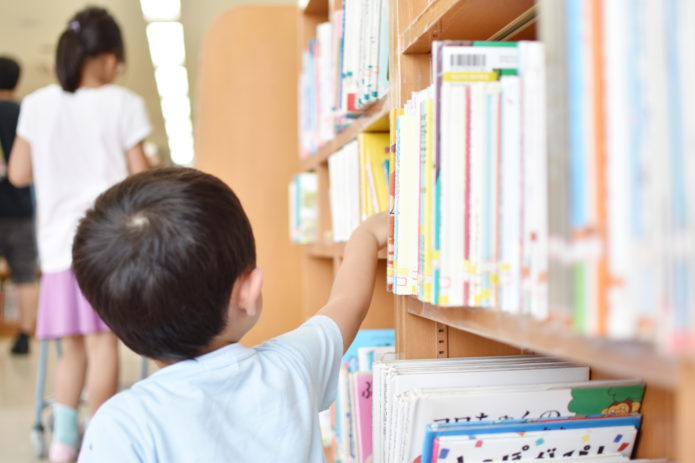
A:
[{"xmin": 17, "ymin": 84, "xmax": 151, "ymax": 272}]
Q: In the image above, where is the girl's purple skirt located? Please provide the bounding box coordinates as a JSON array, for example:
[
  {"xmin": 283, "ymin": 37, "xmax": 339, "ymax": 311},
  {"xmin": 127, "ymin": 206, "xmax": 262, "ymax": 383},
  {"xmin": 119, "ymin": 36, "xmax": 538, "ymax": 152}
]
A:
[{"xmin": 35, "ymin": 268, "xmax": 110, "ymax": 339}]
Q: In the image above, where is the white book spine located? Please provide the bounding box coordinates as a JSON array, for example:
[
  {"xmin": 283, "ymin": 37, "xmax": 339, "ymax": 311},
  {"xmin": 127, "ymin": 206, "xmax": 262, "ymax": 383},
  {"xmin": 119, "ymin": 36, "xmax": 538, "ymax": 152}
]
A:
[
  {"xmin": 603, "ymin": 0, "xmax": 635, "ymax": 338},
  {"xmin": 500, "ymin": 75, "xmax": 522, "ymax": 313},
  {"xmin": 469, "ymin": 83, "xmax": 485, "ymax": 307},
  {"xmin": 519, "ymin": 41, "xmax": 548, "ymax": 320},
  {"xmin": 438, "ymin": 81, "xmax": 467, "ymax": 306}
]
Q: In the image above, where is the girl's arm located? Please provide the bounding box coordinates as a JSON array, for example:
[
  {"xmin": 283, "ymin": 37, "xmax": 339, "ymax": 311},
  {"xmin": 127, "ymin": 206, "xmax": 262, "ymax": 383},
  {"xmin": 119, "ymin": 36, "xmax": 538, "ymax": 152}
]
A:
[
  {"xmin": 125, "ymin": 141, "xmax": 150, "ymax": 174},
  {"xmin": 8, "ymin": 136, "xmax": 33, "ymax": 187}
]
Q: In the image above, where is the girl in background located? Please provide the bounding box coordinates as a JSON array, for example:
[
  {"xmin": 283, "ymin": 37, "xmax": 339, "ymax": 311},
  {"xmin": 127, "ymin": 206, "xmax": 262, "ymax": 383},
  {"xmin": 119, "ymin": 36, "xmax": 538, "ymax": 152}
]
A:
[{"xmin": 9, "ymin": 7, "xmax": 151, "ymax": 462}]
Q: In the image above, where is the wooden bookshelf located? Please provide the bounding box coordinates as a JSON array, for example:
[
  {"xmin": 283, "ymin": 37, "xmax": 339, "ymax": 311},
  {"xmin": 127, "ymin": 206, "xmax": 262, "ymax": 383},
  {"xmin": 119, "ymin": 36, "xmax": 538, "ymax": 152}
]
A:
[
  {"xmin": 388, "ymin": 0, "xmax": 693, "ymax": 461},
  {"xmin": 196, "ymin": 5, "xmax": 305, "ymax": 347},
  {"xmin": 297, "ymin": 3, "xmax": 394, "ymax": 331},
  {"xmin": 296, "ymin": 0, "xmax": 693, "ymax": 461}
]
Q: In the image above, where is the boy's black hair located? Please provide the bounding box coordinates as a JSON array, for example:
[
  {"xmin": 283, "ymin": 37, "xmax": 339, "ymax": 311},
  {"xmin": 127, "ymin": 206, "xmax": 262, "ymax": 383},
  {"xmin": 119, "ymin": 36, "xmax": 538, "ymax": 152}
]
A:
[
  {"xmin": 56, "ymin": 6, "xmax": 125, "ymax": 93},
  {"xmin": 0, "ymin": 57, "xmax": 20, "ymax": 91},
  {"xmin": 72, "ymin": 167, "xmax": 256, "ymax": 361}
]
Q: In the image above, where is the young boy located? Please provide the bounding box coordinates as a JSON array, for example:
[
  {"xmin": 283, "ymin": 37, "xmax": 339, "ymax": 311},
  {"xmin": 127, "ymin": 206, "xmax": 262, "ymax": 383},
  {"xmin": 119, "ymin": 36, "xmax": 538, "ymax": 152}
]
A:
[{"xmin": 72, "ymin": 167, "xmax": 387, "ymax": 462}]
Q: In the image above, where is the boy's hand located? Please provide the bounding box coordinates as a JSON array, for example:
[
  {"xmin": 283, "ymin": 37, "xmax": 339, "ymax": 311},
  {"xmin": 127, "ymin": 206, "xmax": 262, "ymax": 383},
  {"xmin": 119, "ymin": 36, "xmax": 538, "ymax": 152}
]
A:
[{"xmin": 356, "ymin": 211, "xmax": 388, "ymax": 249}]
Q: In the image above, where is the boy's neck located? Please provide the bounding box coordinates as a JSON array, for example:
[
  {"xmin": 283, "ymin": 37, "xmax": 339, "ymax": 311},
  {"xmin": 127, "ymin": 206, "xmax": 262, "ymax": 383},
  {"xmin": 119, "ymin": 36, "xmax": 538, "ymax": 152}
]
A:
[{"xmin": 0, "ymin": 90, "xmax": 14, "ymax": 100}]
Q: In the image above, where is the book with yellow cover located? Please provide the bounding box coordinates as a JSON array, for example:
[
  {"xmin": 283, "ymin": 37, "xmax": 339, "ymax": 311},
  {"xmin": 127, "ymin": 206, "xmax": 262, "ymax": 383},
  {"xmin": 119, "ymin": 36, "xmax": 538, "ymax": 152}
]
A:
[{"xmin": 358, "ymin": 132, "xmax": 390, "ymax": 220}]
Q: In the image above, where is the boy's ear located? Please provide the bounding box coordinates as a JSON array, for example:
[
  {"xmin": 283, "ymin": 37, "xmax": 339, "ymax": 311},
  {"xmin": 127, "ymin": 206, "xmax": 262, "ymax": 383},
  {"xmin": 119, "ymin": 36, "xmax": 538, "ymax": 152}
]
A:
[{"xmin": 236, "ymin": 267, "xmax": 263, "ymax": 317}]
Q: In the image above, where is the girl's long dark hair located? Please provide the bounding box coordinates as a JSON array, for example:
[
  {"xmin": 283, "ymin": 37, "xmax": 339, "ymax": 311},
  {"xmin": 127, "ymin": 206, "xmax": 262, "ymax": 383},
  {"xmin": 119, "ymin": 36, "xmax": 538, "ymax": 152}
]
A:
[{"xmin": 55, "ymin": 7, "xmax": 125, "ymax": 93}]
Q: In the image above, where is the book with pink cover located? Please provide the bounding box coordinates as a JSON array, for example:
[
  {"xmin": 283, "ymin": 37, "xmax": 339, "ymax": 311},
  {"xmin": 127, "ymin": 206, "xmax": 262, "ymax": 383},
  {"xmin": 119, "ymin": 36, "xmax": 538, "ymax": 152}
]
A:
[{"xmin": 351, "ymin": 371, "xmax": 374, "ymax": 463}]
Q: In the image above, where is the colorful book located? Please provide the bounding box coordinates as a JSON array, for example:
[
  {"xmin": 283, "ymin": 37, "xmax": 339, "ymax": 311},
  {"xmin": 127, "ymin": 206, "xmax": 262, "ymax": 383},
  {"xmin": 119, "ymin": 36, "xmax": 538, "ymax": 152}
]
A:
[
  {"xmin": 386, "ymin": 108, "xmax": 403, "ymax": 292},
  {"xmin": 425, "ymin": 415, "xmax": 641, "ymax": 463},
  {"xmin": 373, "ymin": 355, "xmax": 590, "ymax": 463},
  {"xmin": 403, "ymin": 379, "xmax": 644, "ymax": 463},
  {"xmin": 358, "ymin": 132, "xmax": 390, "ymax": 219}
]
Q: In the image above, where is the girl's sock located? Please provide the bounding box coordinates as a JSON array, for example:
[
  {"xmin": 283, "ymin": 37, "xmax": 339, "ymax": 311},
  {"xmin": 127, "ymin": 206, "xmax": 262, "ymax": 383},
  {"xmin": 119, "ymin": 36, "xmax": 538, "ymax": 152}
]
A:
[{"xmin": 53, "ymin": 403, "xmax": 80, "ymax": 446}]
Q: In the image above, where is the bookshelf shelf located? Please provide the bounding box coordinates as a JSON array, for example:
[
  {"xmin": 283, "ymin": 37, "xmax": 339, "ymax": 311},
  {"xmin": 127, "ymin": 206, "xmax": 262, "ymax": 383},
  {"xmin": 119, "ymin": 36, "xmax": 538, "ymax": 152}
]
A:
[
  {"xmin": 405, "ymin": 297, "xmax": 679, "ymax": 390},
  {"xmin": 300, "ymin": 94, "xmax": 391, "ymax": 172},
  {"xmin": 400, "ymin": 0, "xmax": 535, "ymax": 54},
  {"xmin": 301, "ymin": 0, "xmax": 328, "ymax": 16}
]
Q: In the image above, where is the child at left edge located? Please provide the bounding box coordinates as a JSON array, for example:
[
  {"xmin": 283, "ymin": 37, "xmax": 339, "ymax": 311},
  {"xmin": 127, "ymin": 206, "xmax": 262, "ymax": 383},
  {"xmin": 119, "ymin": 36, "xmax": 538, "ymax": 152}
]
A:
[{"xmin": 71, "ymin": 167, "xmax": 389, "ymax": 462}]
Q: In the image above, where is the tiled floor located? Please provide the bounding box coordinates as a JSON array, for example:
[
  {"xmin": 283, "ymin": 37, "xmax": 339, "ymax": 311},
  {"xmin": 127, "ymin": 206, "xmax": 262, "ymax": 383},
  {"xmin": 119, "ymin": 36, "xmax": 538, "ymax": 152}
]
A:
[{"xmin": 0, "ymin": 336, "xmax": 156, "ymax": 462}]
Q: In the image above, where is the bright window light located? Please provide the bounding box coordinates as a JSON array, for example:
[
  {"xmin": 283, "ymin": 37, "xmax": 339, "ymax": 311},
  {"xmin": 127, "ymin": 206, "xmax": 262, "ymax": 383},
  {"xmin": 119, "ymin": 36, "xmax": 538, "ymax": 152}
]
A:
[
  {"xmin": 169, "ymin": 128, "xmax": 194, "ymax": 145},
  {"xmin": 146, "ymin": 22, "xmax": 185, "ymax": 67},
  {"xmin": 160, "ymin": 94, "xmax": 191, "ymax": 121},
  {"xmin": 168, "ymin": 132, "xmax": 194, "ymax": 152},
  {"xmin": 164, "ymin": 117, "xmax": 193, "ymax": 140},
  {"xmin": 170, "ymin": 143, "xmax": 195, "ymax": 166},
  {"xmin": 140, "ymin": 0, "xmax": 181, "ymax": 21},
  {"xmin": 154, "ymin": 65, "xmax": 189, "ymax": 97}
]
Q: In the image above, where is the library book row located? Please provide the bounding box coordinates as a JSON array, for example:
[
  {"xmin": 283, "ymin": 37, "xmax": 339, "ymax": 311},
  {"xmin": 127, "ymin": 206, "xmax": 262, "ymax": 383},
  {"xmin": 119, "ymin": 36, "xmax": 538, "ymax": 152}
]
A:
[
  {"xmin": 541, "ymin": 0, "xmax": 695, "ymax": 350},
  {"xmin": 299, "ymin": 0, "xmax": 389, "ymax": 158},
  {"xmin": 325, "ymin": 330, "xmax": 662, "ymax": 463},
  {"xmin": 291, "ymin": 29, "xmax": 695, "ymax": 353}
]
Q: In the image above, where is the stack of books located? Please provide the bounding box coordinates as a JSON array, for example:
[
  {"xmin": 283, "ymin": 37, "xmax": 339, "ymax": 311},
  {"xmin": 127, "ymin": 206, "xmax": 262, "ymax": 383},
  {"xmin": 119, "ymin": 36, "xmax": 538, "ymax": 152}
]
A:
[
  {"xmin": 299, "ymin": 0, "xmax": 390, "ymax": 158},
  {"xmin": 541, "ymin": 0, "xmax": 695, "ymax": 349},
  {"xmin": 328, "ymin": 133, "xmax": 390, "ymax": 242},
  {"xmin": 388, "ymin": 40, "xmax": 547, "ymax": 317},
  {"xmin": 372, "ymin": 355, "xmax": 652, "ymax": 463},
  {"xmin": 327, "ymin": 330, "xmax": 395, "ymax": 463}
]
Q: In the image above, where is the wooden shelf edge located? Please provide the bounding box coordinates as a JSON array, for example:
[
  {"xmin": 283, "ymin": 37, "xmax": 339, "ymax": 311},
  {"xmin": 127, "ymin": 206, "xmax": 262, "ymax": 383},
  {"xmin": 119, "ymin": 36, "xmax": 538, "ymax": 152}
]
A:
[
  {"xmin": 401, "ymin": 0, "xmax": 536, "ymax": 54},
  {"xmin": 301, "ymin": 0, "xmax": 328, "ymax": 16},
  {"xmin": 405, "ymin": 297, "xmax": 679, "ymax": 390},
  {"xmin": 486, "ymin": 6, "xmax": 537, "ymax": 41},
  {"xmin": 300, "ymin": 94, "xmax": 391, "ymax": 171}
]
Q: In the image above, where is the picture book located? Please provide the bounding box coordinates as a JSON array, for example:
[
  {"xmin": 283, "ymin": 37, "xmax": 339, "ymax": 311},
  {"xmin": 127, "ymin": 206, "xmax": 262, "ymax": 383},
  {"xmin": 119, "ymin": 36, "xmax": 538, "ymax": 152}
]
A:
[
  {"xmin": 424, "ymin": 415, "xmax": 641, "ymax": 463},
  {"xmin": 400, "ymin": 379, "xmax": 644, "ymax": 463},
  {"xmin": 372, "ymin": 355, "xmax": 590, "ymax": 463}
]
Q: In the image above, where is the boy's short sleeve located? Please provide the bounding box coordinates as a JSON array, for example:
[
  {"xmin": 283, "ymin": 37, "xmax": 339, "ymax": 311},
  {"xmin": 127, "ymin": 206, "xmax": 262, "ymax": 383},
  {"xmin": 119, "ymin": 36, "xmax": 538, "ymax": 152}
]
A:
[
  {"xmin": 264, "ymin": 315, "xmax": 343, "ymax": 411},
  {"xmin": 121, "ymin": 92, "xmax": 152, "ymax": 152},
  {"xmin": 78, "ymin": 405, "xmax": 145, "ymax": 462}
]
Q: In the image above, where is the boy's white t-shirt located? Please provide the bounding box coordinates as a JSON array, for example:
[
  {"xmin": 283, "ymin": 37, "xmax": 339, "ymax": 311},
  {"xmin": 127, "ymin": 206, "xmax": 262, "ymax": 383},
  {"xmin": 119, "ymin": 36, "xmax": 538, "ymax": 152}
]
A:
[
  {"xmin": 79, "ymin": 315, "xmax": 344, "ymax": 463},
  {"xmin": 16, "ymin": 84, "xmax": 151, "ymax": 272}
]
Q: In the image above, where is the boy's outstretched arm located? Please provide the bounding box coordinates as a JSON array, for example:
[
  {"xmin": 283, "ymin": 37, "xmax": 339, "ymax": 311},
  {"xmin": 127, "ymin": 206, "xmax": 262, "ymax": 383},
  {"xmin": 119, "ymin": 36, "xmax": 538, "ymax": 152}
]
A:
[{"xmin": 317, "ymin": 212, "xmax": 388, "ymax": 353}]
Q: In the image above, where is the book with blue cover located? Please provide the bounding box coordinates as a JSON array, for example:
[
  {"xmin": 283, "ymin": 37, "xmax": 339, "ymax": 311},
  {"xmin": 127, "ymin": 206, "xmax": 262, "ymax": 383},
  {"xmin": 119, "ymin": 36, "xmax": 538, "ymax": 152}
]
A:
[{"xmin": 423, "ymin": 415, "xmax": 641, "ymax": 463}]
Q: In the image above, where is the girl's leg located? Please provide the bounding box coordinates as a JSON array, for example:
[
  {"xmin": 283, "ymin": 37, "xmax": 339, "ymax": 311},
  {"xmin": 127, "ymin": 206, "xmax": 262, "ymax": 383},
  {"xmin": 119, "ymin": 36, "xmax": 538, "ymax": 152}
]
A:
[
  {"xmin": 55, "ymin": 335, "xmax": 87, "ymax": 408},
  {"xmin": 52, "ymin": 335, "xmax": 86, "ymax": 457},
  {"xmin": 84, "ymin": 331, "xmax": 119, "ymax": 416}
]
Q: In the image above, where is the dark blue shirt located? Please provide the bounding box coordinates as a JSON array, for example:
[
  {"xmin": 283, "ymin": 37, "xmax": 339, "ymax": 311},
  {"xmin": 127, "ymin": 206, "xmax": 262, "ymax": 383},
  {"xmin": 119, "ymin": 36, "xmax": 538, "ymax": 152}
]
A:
[{"xmin": 0, "ymin": 99, "xmax": 33, "ymax": 218}]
